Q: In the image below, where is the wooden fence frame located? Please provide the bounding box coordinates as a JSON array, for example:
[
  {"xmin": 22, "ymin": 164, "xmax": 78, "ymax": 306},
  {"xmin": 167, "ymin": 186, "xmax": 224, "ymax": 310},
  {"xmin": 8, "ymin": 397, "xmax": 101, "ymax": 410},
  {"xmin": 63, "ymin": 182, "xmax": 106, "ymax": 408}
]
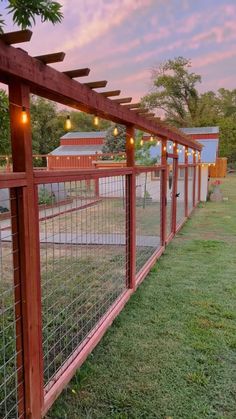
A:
[{"xmin": 0, "ymin": 35, "xmax": 202, "ymax": 418}]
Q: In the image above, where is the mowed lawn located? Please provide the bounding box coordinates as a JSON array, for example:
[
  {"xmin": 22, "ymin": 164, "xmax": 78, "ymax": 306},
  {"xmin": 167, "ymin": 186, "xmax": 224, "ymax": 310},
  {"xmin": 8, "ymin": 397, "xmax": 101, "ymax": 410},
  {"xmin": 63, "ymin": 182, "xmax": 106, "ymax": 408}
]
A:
[{"xmin": 47, "ymin": 174, "xmax": 236, "ymax": 419}]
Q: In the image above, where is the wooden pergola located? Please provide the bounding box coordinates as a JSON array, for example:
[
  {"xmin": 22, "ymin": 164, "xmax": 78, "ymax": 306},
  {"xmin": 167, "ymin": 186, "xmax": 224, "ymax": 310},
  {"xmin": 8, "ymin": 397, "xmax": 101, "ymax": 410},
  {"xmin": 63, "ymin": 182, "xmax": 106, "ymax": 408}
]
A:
[{"xmin": 0, "ymin": 29, "xmax": 202, "ymax": 419}]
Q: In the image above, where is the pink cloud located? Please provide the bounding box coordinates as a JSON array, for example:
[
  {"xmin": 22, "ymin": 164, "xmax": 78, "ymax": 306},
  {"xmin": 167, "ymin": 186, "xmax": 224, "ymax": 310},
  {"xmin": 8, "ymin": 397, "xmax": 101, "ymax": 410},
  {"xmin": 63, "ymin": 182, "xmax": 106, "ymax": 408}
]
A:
[
  {"xmin": 193, "ymin": 48, "xmax": 236, "ymax": 69},
  {"xmin": 61, "ymin": 0, "xmax": 152, "ymax": 50}
]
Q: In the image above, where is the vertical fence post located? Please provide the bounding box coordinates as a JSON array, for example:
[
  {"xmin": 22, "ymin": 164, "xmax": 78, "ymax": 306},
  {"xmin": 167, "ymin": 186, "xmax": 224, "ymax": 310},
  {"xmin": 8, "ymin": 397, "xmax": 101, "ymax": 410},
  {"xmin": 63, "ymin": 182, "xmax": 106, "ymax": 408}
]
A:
[
  {"xmin": 184, "ymin": 147, "xmax": 188, "ymax": 217},
  {"xmin": 9, "ymin": 81, "xmax": 43, "ymax": 419},
  {"xmin": 161, "ymin": 138, "xmax": 167, "ymax": 246},
  {"xmin": 172, "ymin": 144, "xmax": 178, "ymax": 235},
  {"xmin": 125, "ymin": 125, "xmax": 136, "ymax": 289},
  {"xmin": 198, "ymin": 154, "xmax": 202, "ymax": 202},
  {"xmin": 193, "ymin": 152, "xmax": 196, "ymax": 207}
]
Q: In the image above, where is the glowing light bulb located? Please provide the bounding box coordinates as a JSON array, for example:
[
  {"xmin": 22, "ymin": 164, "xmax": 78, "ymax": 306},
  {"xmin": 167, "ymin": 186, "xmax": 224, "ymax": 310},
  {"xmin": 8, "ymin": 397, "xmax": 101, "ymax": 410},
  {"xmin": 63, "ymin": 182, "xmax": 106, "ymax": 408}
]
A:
[
  {"xmin": 157, "ymin": 140, "xmax": 160, "ymax": 145},
  {"xmin": 65, "ymin": 115, "xmax": 72, "ymax": 131},
  {"xmin": 150, "ymin": 136, "xmax": 154, "ymax": 142},
  {"xmin": 113, "ymin": 125, "xmax": 118, "ymax": 136},
  {"xmin": 94, "ymin": 115, "xmax": 99, "ymax": 126},
  {"xmin": 130, "ymin": 137, "xmax": 134, "ymax": 145},
  {"xmin": 173, "ymin": 142, "xmax": 176, "ymax": 147},
  {"xmin": 163, "ymin": 146, "xmax": 167, "ymax": 151},
  {"xmin": 140, "ymin": 139, "xmax": 144, "ymax": 146},
  {"xmin": 21, "ymin": 107, "xmax": 28, "ymax": 124}
]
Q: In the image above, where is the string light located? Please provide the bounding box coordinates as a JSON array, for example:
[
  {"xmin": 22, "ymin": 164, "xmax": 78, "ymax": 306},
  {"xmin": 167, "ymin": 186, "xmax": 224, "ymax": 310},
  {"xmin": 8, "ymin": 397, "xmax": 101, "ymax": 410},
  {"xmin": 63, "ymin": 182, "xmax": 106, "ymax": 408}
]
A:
[
  {"xmin": 65, "ymin": 115, "xmax": 72, "ymax": 131},
  {"xmin": 163, "ymin": 146, "xmax": 167, "ymax": 151},
  {"xmin": 113, "ymin": 125, "xmax": 118, "ymax": 136},
  {"xmin": 21, "ymin": 106, "xmax": 28, "ymax": 124},
  {"xmin": 130, "ymin": 137, "xmax": 134, "ymax": 145},
  {"xmin": 157, "ymin": 140, "xmax": 160, "ymax": 145},
  {"xmin": 173, "ymin": 142, "xmax": 176, "ymax": 147},
  {"xmin": 140, "ymin": 139, "xmax": 144, "ymax": 146},
  {"xmin": 150, "ymin": 135, "xmax": 154, "ymax": 142},
  {"xmin": 94, "ymin": 115, "xmax": 99, "ymax": 126}
]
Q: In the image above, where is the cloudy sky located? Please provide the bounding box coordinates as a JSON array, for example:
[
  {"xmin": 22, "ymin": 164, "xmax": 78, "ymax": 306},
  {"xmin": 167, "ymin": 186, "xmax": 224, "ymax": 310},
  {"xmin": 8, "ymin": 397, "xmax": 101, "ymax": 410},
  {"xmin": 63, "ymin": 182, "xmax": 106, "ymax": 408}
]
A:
[{"xmin": 2, "ymin": 0, "xmax": 236, "ymax": 102}]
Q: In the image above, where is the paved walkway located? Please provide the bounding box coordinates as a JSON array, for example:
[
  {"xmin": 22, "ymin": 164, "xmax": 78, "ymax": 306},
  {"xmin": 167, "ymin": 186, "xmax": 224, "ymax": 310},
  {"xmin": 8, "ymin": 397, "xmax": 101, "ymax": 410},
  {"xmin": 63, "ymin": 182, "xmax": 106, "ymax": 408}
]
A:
[{"xmin": 0, "ymin": 229, "xmax": 160, "ymax": 247}]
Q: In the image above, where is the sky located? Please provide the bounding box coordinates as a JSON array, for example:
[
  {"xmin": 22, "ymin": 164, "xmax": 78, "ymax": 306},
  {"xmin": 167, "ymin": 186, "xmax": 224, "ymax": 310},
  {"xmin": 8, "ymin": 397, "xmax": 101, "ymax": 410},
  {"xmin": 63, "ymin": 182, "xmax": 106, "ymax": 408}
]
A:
[{"xmin": 2, "ymin": 0, "xmax": 236, "ymax": 106}]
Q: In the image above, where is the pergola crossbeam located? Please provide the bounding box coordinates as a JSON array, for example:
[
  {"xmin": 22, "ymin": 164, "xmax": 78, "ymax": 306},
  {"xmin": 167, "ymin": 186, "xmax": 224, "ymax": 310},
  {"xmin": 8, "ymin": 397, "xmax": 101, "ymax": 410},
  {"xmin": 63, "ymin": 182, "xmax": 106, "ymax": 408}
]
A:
[
  {"xmin": 0, "ymin": 29, "xmax": 32, "ymax": 45},
  {"xmin": 84, "ymin": 80, "xmax": 108, "ymax": 89},
  {"xmin": 122, "ymin": 103, "xmax": 141, "ymax": 109},
  {"xmin": 111, "ymin": 97, "xmax": 132, "ymax": 104},
  {"xmin": 34, "ymin": 52, "xmax": 65, "ymax": 64},
  {"xmin": 64, "ymin": 68, "xmax": 90, "ymax": 78},
  {"xmin": 101, "ymin": 90, "xmax": 121, "ymax": 97}
]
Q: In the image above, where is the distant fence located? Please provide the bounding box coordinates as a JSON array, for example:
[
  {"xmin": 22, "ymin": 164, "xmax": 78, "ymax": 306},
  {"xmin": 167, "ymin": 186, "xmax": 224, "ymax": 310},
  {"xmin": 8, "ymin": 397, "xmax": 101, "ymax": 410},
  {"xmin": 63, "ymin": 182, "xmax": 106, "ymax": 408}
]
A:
[
  {"xmin": 209, "ymin": 157, "xmax": 227, "ymax": 178},
  {"xmin": 0, "ymin": 162, "xmax": 200, "ymax": 418}
]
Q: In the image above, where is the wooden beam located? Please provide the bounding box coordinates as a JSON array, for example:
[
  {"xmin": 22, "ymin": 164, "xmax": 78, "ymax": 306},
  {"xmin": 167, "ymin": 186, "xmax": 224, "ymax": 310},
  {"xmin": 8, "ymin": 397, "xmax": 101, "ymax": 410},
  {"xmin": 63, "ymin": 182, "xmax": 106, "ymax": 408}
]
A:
[
  {"xmin": 112, "ymin": 97, "xmax": 132, "ymax": 104},
  {"xmin": 122, "ymin": 103, "xmax": 141, "ymax": 109},
  {"xmin": 0, "ymin": 40, "xmax": 202, "ymax": 150},
  {"xmin": 145, "ymin": 113, "xmax": 156, "ymax": 118},
  {"xmin": 84, "ymin": 80, "xmax": 108, "ymax": 89},
  {"xmin": 101, "ymin": 90, "xmax": 121, "ymax": 97},
  {"xmin": 0, "ymin": 29, "xmax": 32, "ymax": 45},
  {"xmin": 34, "ymin": 52, "xmax": 65, "ymax": 64},
  {"xmin": 134, "ymin": 109, "xmax": 149, "ymax": 114},
  {"xmin": 64, "ymin": 68, "xmax": 90, "ymax": 78}
]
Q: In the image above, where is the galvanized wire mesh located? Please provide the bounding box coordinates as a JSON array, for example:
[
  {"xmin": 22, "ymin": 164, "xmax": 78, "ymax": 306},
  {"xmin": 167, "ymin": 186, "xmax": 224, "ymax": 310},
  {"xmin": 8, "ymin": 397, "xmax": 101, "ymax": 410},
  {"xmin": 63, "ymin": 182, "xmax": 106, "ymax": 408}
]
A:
[
  {"xmin": 38, "ymin": 176, "xmax": 127, "ymax": 390},
  {"xmin": 166, "ymin": 163, "xmax": 174, "ymax": 238},
  {"xmin": 0, "ymin": 188, "xmax": 25, "ymax": 418},
  {"xmin": 135, "ymin": 170, "xmax": 161, "ymax": 273},
  {"xmin": 195, "ymin": 165, "xmax": 199, "ymax": 203},
  {"xmin": 176, "ymin": 167, "xmax": 185, "ymax": 227},
  {"xmin": 188, "ymin": 167, "xmax": 194, "ymax": 213}
]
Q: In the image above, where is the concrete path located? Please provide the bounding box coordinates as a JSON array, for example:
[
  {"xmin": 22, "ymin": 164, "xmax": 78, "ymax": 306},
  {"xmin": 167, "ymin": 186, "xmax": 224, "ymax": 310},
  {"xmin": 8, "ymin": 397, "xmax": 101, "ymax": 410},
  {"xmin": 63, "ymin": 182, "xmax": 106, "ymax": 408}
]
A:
[{"xmin": 0, "ymin": 229, "xmax": 160, "ymax": 247}]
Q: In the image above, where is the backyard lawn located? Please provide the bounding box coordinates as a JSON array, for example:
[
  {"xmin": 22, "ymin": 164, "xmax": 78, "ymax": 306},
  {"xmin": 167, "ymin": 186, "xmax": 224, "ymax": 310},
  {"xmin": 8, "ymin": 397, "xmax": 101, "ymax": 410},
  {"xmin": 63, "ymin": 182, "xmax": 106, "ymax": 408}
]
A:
[{"xmin": 47, "ymin": 174, "xmax": 236, "ymax": 419}]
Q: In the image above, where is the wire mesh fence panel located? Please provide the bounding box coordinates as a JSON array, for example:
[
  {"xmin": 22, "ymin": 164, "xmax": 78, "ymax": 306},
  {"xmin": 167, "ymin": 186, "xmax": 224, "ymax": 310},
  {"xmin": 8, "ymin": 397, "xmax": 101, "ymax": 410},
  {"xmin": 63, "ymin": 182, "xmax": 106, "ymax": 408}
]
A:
[
  {"xmin": 188, "ymin": 167, "xmax": 194, "ymax": 213},
  {"xmin": 38, "ymin": 176, "xmax": 127, "ymax": 391},
  {"xmin": 166, "ymin": 163, "xmax": 174, "ymax": 238},
  {"xmin": 135, "ymin": 170, "xmax": 161, "ymax": 273},
  {"xmin": 0, "ymin": 188, "xmax": 25, "ymax": 418},
  {"xmin": 176, "ymin": 167, "xmax": 185, "ymax": 227},
  {"xmin": 195, "ymin": 165, "xmax": 199, "ymax": 203}
]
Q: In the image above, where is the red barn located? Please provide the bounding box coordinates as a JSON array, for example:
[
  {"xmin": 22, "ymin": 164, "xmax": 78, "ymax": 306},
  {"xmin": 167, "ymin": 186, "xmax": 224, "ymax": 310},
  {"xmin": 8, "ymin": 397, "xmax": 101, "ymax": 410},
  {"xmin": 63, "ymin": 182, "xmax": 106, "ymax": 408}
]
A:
[{"xmin": 48, "ymin": 131, "xmax": 107, "ymax": 169}]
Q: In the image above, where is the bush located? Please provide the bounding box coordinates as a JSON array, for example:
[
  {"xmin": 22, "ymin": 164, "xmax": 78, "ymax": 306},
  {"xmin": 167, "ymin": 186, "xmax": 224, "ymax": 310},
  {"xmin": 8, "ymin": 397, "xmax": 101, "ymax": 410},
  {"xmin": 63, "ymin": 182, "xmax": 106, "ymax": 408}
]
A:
[{"xmin": 38, "ymin": 188, "xmax": 55, "ymax": 206}]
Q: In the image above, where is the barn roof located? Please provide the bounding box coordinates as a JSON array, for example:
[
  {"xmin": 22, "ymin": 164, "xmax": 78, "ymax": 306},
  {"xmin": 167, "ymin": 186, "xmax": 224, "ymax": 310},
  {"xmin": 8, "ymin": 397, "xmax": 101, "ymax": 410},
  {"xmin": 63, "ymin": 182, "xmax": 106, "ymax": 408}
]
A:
[
  {"xmin": 50, "ymin": 145, "xmax": 103, "ymax": 156},
  {"xmin": 61, "ymin": 131, "xmax": 107, "ymax": 140}
]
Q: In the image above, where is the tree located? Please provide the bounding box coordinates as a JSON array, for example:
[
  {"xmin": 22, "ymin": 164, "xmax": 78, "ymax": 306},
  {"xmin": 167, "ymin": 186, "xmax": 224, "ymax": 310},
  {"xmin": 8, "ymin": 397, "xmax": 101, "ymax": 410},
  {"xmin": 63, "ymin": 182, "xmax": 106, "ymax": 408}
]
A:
[
  {"xmin": 70, "ymin": 111, "xmax": 111, "ymax": 132},
  {"xmin": 135, "ymin": 135, "xmax": 159, "ymax": 166},
  {"xmin": 30, "ymin": 96, "xmax": 65, "ymax": 155},
  {"xmin": 102, "ymin": 124, "xmax": 126, "ymax": 154},
  {"xmin": 0, "ymin": 0, "xmax": 63, "ymax": 33},
  {"xmin": 0, "ymin": 89, "xmax": 10, "ymax": 155},
  {"xmin": 141, "ymin": 57, "xmax": 201, "ymax": 127}
]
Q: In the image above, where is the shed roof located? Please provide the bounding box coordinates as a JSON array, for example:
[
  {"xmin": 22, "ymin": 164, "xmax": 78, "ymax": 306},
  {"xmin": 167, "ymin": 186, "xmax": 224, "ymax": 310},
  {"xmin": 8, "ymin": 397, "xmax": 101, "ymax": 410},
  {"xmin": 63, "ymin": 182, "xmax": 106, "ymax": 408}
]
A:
[
  {"xmin": 50, "ymin": 145, "xmax": 103, "ymax": 156},
  {"xmin": 181, "ymin": 127, "xmax": 219, "ymax": 135},
  {"xmin": 61, "ymin": 131, "xmax": 107, "ymax": 140},
  {"xmin": 149, "ymin": 138, "xmax": 218, "ymax": 164}
]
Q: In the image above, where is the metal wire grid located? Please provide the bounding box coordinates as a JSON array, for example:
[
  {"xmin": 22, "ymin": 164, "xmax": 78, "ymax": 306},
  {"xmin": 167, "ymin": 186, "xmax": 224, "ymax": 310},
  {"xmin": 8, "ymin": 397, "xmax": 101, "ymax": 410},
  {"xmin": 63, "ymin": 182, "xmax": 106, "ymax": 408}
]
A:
[
  {"xmin": 135, "ymin": 171, "xmax": 161, "ymax": 274},
  {"xmin": 39, "ymin": 176, "xmax": 127, "ymax": 389},
  {"xmin": 0, "ymin": 188, "xmax": 25, "ymax": 418},
  {"xmin": 195, "ymin": 165, "xmax": 199, "ymax": 203},
  {"xmin": 166, "ymin": 163, "xmax": 174, "ymax": 238},
  {"xmin": 176, "ymin": 167, "xmax": 185, "ymax": 227},
  {"xmin": 188, "ymin": 167, "xmax": 194, "ymax": 213}
]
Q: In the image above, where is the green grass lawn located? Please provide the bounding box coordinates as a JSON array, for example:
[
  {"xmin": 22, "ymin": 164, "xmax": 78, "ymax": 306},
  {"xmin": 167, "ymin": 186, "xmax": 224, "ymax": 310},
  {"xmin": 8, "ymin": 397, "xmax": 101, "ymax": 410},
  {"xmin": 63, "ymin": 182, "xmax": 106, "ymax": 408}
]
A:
[{"xmin": 47, "ymin": 174, "xmax": 236, "ymax": 419}]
